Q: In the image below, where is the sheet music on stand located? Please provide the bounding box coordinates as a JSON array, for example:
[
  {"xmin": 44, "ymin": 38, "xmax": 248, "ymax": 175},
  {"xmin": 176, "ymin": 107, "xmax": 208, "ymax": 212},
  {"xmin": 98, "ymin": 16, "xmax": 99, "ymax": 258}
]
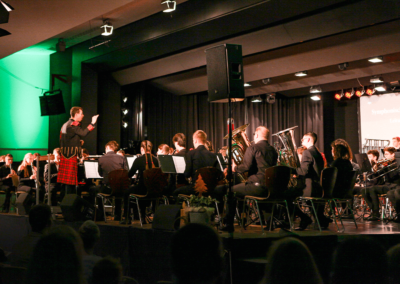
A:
[
  {"xmin": 126, "ymin": 156, "xmax": 137, "ymax": 170},
  {"xmin": 158, "ymin": 155, "xmax": 186, "ymax": 173},
  {"xmin": 83, "ymin": 160, "xmax": 103, "ymax": 179}
]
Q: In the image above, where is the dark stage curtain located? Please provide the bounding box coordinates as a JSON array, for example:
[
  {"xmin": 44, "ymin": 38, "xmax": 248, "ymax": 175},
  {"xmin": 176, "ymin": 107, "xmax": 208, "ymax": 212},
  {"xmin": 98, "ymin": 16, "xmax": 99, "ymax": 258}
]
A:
[{"xmin": 126, "ymin": 85, "xmax": 324, "ymax": 154}]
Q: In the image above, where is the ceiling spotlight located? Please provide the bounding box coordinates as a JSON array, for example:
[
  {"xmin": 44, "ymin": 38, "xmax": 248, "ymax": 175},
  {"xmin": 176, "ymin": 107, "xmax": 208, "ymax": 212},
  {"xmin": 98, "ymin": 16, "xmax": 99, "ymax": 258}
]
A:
[
  {"xmin": 295, "ymin": 71, "xmax": 308, "ymax": 77},
  {"xmin": 310, "ymin": 85, "xmax": 322, "ymax": 93},
  {"xmin": 161, "ymin": 0, "xmax": 176, "ymax": 12},
  {"xmin": 334, "ymin": 90, "xmax": 344, "ymax": 100},
  {"xmin": 365, "ymin": 86, "xmax": 375, "ymax": 96},
  {"xmin": 122, "ymin": 108, "xmax": 129, "ymax": 115},
  {"xmin": 101, "ymin": 20, "xmax": 113, "ymax": 36},
  {"xmin": 310, "ymin": 95, "xmax": 321, "ymax": 101},
  {"xmin": 262, "ymin": 78, "xmax": 271, "ymax": 85},
  {"xmin": 266, "ymin": 93, "xmax": 276, "ymax": 104},
  {"xmin": 374, "ymin": 83, "xmax": 387, "ymax": 92},
  {"xmin": 344, "ymin": 88, "xmax": 354, "ymax": 99},
  {"xmin": 122, "ymin": 96, "xmax": 128, "ymax": 103},
  {"xmin": 1, "ymin": 1, "xmax": 14, "ymax": 12},
  {"xmin": 251, "ymin": 96, "xmax": 262, "ymax": 103},
  {"xmin": 355, "ymin": 87, "xmax": 365, "ymax": 97},
  {"xmin": 370, "ymin": 76, "xmax": 384, "ymax": 84},
  {"xmin": 244, "ymin": 83, "xmax": 251, "ymax": 87},
  {"xmin": 368, "ymin": 56, "xmax": 383, "ymax": 63},
  {"xmin": 122, "ymin": 117, "xmax": 128, "ymax": 128},
  {"xmin": 338, "ymin": 62, "xmax": 349, "ymax": 71}
]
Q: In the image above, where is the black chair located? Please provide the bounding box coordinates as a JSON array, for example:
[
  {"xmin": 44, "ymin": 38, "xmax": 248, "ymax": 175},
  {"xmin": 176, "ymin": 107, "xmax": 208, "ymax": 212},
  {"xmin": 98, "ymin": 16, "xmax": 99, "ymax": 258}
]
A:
[
  {"xmin": 242, "ymin": 166, "xmax": 292, "ymax": 234},
  {"xmin": 95, "ymin": 169, "xmax": 130, "ymax": 222},
  {"xmin": 128, "ymin": 167, "xmax": 169, "ymax": 226},
  {"xmin": 293, "ymin": 167, "xmax": 338, "ymax": 232}
]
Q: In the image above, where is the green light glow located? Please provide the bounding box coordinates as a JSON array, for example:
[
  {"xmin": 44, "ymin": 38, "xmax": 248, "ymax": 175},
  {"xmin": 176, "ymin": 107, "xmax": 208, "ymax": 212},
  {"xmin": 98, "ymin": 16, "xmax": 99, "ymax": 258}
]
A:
[{"xmin": 0, "ymin": 50, "xmax": 50, "ymax": 161}]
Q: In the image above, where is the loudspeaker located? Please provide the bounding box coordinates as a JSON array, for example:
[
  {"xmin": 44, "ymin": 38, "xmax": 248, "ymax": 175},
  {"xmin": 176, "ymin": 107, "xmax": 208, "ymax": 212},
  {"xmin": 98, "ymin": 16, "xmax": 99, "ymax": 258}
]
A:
[
  {"xmin": 60, "ymin": 194, "xmax": 94, "ymax": 222},
  {"xmin": 152, "ymin": 205, "xmax": 182, "ymax": 231},
  {"xmin": 39, "ymin": 90, "xmax": 65, "ymax": 116},
  {"xmin": 16, "ymin": 193, "xmax": 33, "ymax": 216},
  {"xmin": 206, "ymin": 44, "xmax": 245, "ymax": 103}
]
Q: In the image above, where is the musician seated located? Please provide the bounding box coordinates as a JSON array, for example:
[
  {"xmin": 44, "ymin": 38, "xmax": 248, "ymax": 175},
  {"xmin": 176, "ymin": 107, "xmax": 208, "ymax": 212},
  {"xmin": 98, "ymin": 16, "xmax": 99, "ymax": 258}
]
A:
[
  {"xmin": 220, "ymin": 126, "xmax": 278, "ymax": 231},
  {"xmin": 17, "ymin": 153, "xmax": 37, "ymax": 194},
  {"xmin": 331, "ymin": 139, "xmax": 361, "ymax": 173},
  {"xmin": 393, "ymin": 137, "xmax": 400, "ymax": 151},
  {"xmin": 353, "ymin": 150, "xmax": 379, "ymax": 195},
  {"xmin": 157, "ymin": 144, "xmax": 170, "ymax": 156},
  {"xmin": 44, "ymin": 148, "xmax": 62, "ymax": 206},
  {"xmin": 172, "ymin": 130, "xmax": 219, "ymax": 199},
  {"xmin": 121, "ymin": 140, "xmax": 159, "ymax": 224},
  {"xmin": 330, "ymin": 144, "xmax": 353, "ymax": 198},
  {"xmin": 205, "ymin": 140, "xmax": 215, "ymax": 152},
  {"xmin": 97, "ymin": 141, "xmax": 129, "ymax": 221},
  {"xmin": 0, "ymin": 154, "xmax": 17, "ymax": 212},
  {"xmin": 219, "ymin": 146, "xmax": 228, "ymax": 164},
  {"xmin": 362, "ymin": 147, "xmax": 399, "ymax": 221},
  {"xmin": 117, "ymin": 149, "xmax": 125, "ymax": 156}
]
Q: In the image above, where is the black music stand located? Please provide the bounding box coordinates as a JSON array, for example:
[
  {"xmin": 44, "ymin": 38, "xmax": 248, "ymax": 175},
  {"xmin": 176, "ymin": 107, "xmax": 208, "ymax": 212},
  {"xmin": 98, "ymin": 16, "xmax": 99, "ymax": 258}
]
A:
[
  {"xmin": 158, "ymin": 155, "xmax": 186, "ymax": 174},
  {"xmin": 354, "ymin": 153, "xmax": 372, "ymax": 173}
]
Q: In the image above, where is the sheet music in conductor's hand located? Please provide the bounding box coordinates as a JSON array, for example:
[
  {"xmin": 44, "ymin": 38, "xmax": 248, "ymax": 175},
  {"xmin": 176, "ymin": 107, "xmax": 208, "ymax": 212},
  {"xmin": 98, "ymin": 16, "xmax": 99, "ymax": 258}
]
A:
[
  {"xmin": 172, "ymin": 156, "xmax": 186, "ymax": 174},
  {"xmin": 84, "ymin": 161, "xmax": 102, "ymax": 179}
]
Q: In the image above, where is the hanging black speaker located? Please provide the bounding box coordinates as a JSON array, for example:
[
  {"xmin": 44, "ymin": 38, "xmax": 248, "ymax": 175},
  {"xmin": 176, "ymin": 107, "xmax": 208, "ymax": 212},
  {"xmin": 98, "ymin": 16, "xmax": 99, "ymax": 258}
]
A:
[{"xmin": 205, "ymin": 44, "xmax": 245, "ymax": 103}]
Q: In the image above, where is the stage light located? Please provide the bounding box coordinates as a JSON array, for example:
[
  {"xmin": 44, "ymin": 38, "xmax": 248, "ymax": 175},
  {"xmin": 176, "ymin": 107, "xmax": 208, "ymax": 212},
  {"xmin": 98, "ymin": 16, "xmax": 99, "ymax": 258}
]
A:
[
  {"xmin": 266, "ymin": 93, "xmax": 276, "ymax": 104},
  {"xmin": 0, "ymin": 1, "xmax": 14, "ymax": 12},
  {"xmin": 368, "ymin": 56, "xmax": 383, "ymax": 63},
  {"xmin": 122, "ymin": 108, "xmax": 129, "ymax": 115},
  {"xmin": 370, "ymin": 76, "xmax": 384, "ymax": 84},
  {"xmin": 344, "ymin": 88, "xmax": 354, "ymax": 99},
  {"xmin": 374, "ymin": 83, "xmax": 387, "ymax": 92},
  {"xmin": 122, "ymin": 117, "xmax": 128, "ymax": 128},
  {"xmin": 244, "ymin": 83, "xmax": 251, "ymax": 87},
  {"xmin": 262, "ymin": 78, "xmax": 271, "ymax": 85},
  {"xmin": 338, "ymin": 62, "xmax": 348, "ymax": 71},
  {"xmin": 355, "ymin": 87, "xmax": 364, "ymax": 97},
  {"xmin": 251, "ymin": 96, "xmax": 262, "ymax": 103},
  {"xmin": 334, "ymin": 90, "xmax": 344, "ymax": 100},
  {"xmin": 365, "ymin": 86, "xmax": 374, "ymax": 96},
  {"xmin": 310, "ymin": 85, "xmax": 322, "ymax": 93},
  {"xmin": 123, "ymin": 96, "xmax": 128, "ymax": 103},
  {"xmin": 310, "ymin": 95, "xmax": 321, "ymax": 101},
  {"xmin": 101, "ymin": 20, "xmax": 113, "ymax": 36},
  {"xmin": 295, "ymin": 71, "xmax": 307, "ymax": 77},
  {"xmin": 161, "ymin": 0, "xmax": 176, "ymax": 12}
]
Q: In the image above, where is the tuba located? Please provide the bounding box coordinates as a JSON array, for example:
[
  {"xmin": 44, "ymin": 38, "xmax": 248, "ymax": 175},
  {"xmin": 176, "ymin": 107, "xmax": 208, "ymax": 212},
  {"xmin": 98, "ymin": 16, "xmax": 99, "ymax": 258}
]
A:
[
  {"xmin": 224, "ymin": 123, "xmax": 251, "ymax": 166},
  {"xmin": 272, "ymin": 126, "xmax": 301, "ymax": 187}
]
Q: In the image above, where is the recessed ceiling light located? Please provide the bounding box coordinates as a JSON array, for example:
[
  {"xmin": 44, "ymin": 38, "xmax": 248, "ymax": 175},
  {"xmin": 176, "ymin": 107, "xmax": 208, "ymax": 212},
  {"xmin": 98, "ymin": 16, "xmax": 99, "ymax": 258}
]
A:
[
  {"xmin": 368, "ymin": 56, "xmax": 383, "ymax": 63},
  {"xmin": 251, "ymin": 96, "xmax": 262, "ymax": 103},
  {"xmin": 370, "ymin": 76, "xmax": 384, "ymax": 84},
  {"xmin": 244, "ymin": 83, "xmax": 251, "ymax": 87},
  {"xmin": 310, "ymin": 95, "xmax": 321, "ymax": 101},
  {"xmin": 295, "ymin": 71, "xmax": 308, "ymax": 77},
  {"xmin": 374, "ymin": 83, "xmax": 387, "ymax": 92},
  {"xmin": 310, "ymin": 85, "xmax": 322, "ymax": 93}
]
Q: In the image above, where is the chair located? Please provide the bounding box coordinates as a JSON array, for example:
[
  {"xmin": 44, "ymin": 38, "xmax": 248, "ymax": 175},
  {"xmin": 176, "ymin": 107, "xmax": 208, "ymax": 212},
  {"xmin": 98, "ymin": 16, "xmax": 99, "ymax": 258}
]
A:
[
  {"xmin": 178, "ymin": 167, "xmax": 222, "ymax": 225},
  {"xmin": 242, "ymin": 166, "xmax": 292, "ymax": 234},
  {"xmin": 95, "ymin": 169, "xmax": 130, "ymax": 222},
  {"xmin": 331, "ymin": 170, "xmax": 358, "ymax": 230},
  {"xmin": 293, "ymin": 167, "xmax": 338, "ymax": 232},
  {"xmin": 127, "ymin": 167, "xmax": 168, "ymax": 226}
]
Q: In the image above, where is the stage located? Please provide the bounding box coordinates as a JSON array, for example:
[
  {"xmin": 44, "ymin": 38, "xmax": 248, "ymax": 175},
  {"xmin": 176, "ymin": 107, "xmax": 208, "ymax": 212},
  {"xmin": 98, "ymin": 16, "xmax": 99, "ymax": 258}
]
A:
[{"xmin": 1, "ymin": 213, "xmax": 400, "ymax": 284}]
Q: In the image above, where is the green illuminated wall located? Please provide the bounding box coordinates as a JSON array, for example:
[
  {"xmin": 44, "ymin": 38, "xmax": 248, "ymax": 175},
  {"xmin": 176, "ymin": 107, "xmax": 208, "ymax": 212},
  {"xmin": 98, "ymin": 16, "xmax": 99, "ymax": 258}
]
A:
[{"xmin": 0, "ymin": 49, "xmax": 52, "ymax": 161}]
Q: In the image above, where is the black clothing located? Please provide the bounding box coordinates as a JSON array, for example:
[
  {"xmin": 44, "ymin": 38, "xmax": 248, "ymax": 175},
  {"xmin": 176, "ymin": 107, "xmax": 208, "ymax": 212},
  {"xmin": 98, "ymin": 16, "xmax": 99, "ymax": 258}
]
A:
[
  {"xmin": 184, "ymin": 145, "xmax": 218, "ymax": 181},
  {"xmin": 17, "ymin": 165, "xmax": 36, "ymax": 192},
  {"xmin": 0, "ymin": 164, "xmax": 14, "ymax": 187},
  {"xmin": 0, "ymin": 164, "xmax": 15, "ymax": 212},
  {"xmin": 331, "ymin": 158, "xmax": 353, "ymax": 198},
  {"xmin": 296, "ymin": 145, "xmax": 324, "ymax": 197},
  {"xmin": 44, "ymin": 162, "xmax": 61, "ymax": 205},
  {"xmin": 166, "ymin": 149, "xmax": 189, "ymax": 196},
  {"xmin": 44, "ymin": 162, "xmax": 59, "ymax": 184},
  {"xmin": 128, "ymin": 154, "xmax": 159, "ymax": 190},
  {"xmin": 98, "ymin": 152, "xmax": 128, "ymax": 185},
  {"xmin": 60, "ymin": 119, "xmax": 94, "ymax": 159}
]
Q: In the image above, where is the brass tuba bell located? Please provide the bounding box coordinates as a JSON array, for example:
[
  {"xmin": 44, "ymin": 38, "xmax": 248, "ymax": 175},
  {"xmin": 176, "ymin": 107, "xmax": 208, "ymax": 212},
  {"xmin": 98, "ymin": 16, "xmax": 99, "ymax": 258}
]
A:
[
  {"xmin": 223, "ymin": 123, "xmax": 251, "ymax": 166},
  {"xmin": 272, "ymin": 126, "xmax": 301, "ymax": 169}
]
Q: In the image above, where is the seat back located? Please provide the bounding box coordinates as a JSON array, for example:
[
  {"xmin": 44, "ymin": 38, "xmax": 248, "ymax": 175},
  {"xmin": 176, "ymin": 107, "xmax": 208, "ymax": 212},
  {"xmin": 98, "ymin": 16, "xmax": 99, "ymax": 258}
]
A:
[
  {"xmin": 108, "ymin": 169, "xmax": 131, "ymax": 196},
  {"xmin": 143, "ymin": 167, "xmax": 168, "ymax": 196},
  {"xmin": 265, "ymin": 166, "xmax": 291, "ymax": 199},
  {"xmin": 333, "ymin": 170, "xmax": 357, "ymax": 199},
  {"xmin": 194, "ymin": 167, "xmax": 221, "ymax": 197},
  {"xmin": 320, "ymin": 167, "xmax": 338, "ymax": 199}
]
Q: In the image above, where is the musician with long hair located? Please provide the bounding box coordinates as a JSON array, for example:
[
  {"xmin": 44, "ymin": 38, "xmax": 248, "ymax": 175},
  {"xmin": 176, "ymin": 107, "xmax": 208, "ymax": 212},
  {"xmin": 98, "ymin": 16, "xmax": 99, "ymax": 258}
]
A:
[
  {"xmin": 330, "ymin": 144, "xmax": 353, "ymax": 198},
  {"xmin": 44, "ymin": 148, "xmax": 62, "ymax": 206},
  {"xmin": 17, "ymin": 153, "xmax": 37, "ymax": 193},
  {"xmin": 362, "ymin": 147, "xmax": 400, "ymax": 221},
  {"xmin": 331, "ymin": 138, "xmax": 361, "ymax": 173},
  {"xmin": 0, "ymin": 154, "xmax": 17, "ymax": 212}
]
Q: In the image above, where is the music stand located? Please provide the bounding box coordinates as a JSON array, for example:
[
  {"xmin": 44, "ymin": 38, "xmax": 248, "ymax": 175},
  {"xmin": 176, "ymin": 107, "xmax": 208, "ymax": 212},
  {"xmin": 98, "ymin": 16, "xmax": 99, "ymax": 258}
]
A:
[
  {"xmin": 125, "ymin": 156, "xmax": 137, "ymax": 171},
  {"xmin": 354, "ymin": 153, "xmax": 372, "ymax": 173},
  {"xmin": 158, "ymin": 155, "xmax": 186, "ymax": 174},
  {"xmin": 83, "ymin": 161, "xmax": 103, "ymax": 179}
]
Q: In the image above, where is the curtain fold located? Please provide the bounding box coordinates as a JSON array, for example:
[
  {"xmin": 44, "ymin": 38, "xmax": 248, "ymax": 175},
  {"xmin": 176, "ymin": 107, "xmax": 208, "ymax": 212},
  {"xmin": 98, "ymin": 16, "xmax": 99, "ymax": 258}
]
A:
[{"xmin": 129, "ymin": 86, "xmax": 324, "ymax": 153}]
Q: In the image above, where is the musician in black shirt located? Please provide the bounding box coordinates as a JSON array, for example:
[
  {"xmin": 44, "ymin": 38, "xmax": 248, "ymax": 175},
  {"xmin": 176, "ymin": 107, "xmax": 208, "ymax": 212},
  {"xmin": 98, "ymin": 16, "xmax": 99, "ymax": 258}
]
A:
[
  {"xmin": 0, "ymin": 154, "xmax": 17, "ymax": 212},
  {"xmin": 17, "ymin": 153, "xmax": 36, "ymax": 193},
  {"xmin": 44, "ymin": 148, "xmax": 61, "ymax": 206}
]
